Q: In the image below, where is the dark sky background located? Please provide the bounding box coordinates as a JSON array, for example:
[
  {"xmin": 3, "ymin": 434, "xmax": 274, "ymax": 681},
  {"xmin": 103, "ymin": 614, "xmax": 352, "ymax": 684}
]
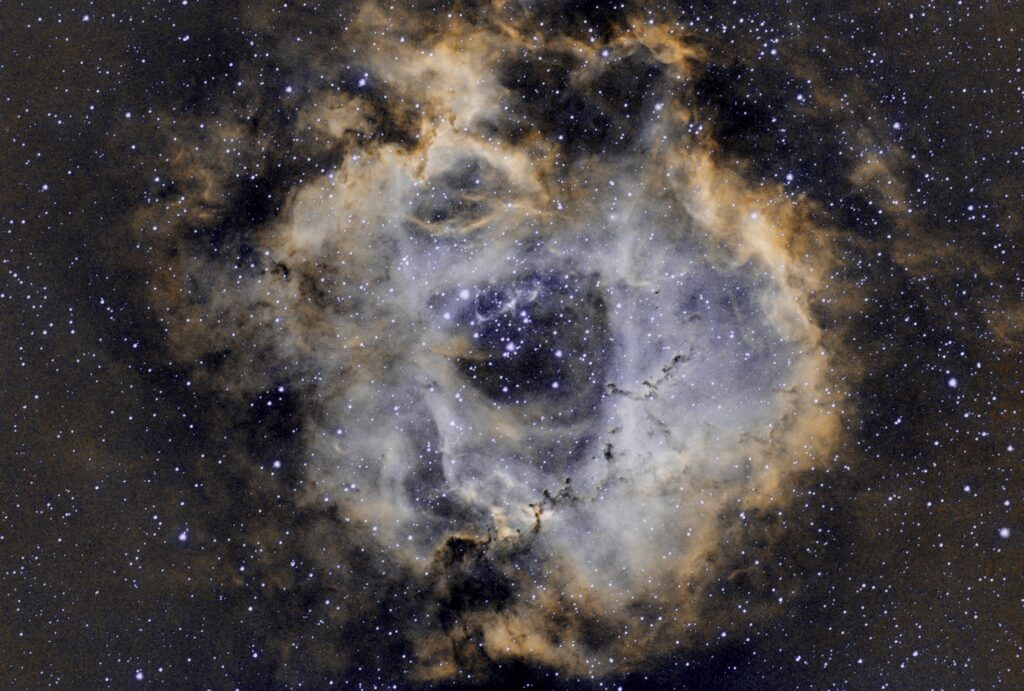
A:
[{"xmin": 2, "ymin": 1, "xmax": 1023, "ymax": 688}]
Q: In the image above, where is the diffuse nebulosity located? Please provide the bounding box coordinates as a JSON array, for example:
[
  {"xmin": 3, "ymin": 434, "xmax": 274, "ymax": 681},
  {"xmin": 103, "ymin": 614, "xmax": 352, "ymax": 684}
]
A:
[{"xmin": 137, "ymin": 1, "xmax": 869, "ymax": 682}]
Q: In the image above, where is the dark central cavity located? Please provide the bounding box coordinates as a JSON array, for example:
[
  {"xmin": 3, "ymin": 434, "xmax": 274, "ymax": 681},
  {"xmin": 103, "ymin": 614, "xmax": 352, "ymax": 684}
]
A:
[{"xmin": 454, "ymin": 272, "xmax": 609, "ymax": 421}]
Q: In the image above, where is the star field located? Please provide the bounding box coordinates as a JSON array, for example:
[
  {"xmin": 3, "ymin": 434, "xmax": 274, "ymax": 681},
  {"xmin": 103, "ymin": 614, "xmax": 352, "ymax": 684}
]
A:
[{"xmin": 2, "ymin": 1, "xmax": 1023, "ymax": 689}]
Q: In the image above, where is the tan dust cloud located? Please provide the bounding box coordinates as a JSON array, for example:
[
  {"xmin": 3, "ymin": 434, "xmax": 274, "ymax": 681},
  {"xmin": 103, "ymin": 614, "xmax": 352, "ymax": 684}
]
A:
[{"xmin": 134, "ymin": 2, "xmax": 863, "ymax": 680}]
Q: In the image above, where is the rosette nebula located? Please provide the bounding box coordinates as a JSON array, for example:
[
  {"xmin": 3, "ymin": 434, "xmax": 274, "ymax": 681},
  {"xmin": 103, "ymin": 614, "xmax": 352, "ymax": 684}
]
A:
[{"xmin": 4, "ymin": 1, "xmax": 1022, "ymax": 688}]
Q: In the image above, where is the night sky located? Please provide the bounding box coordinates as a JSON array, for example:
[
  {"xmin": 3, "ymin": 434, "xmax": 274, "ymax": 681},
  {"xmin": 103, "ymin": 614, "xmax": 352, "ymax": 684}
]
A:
[{"xmin": 2, "ymin": 1, "xmax": 1023, "ymax": 688}]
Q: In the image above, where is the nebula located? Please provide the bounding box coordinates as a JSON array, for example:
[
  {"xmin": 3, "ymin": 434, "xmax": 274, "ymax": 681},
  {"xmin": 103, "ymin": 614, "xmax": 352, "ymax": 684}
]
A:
[
  {"xmin": 7, "ymin": 0, "xmax": 1024, "ymax": 687},
  {"xmin": 128, "ymin": 0, "xmax": 900, "ymax": 684}
]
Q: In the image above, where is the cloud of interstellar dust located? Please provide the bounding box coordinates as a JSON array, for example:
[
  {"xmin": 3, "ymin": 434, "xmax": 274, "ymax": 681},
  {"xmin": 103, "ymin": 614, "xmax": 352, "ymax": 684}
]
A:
[{"xmin": 134, "ymin": 0, "xmax": 865, "ymax": 682}]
